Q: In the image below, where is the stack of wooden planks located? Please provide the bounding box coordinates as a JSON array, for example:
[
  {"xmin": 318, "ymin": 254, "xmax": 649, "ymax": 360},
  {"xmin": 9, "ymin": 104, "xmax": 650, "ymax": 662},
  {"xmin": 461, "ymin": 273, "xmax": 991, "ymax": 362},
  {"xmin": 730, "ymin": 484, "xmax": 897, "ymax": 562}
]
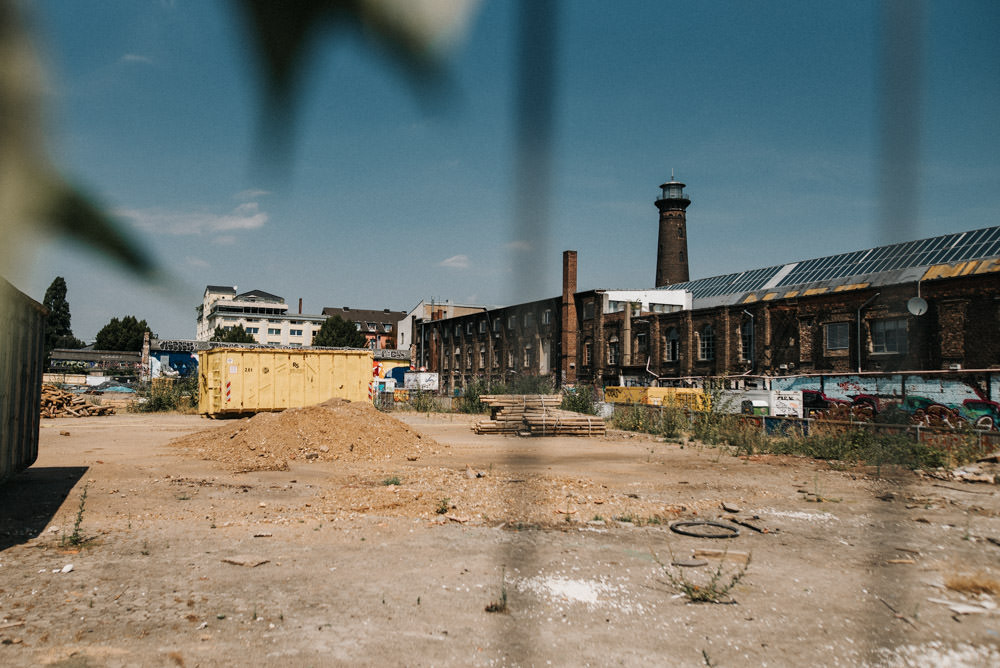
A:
[
  {"xmin": 40, "ymin": 384, "xmax": 116, "ymax": 418},
  {"xmin": 473, "ymin": 395, "xmax": 605, "ymax": 436}
]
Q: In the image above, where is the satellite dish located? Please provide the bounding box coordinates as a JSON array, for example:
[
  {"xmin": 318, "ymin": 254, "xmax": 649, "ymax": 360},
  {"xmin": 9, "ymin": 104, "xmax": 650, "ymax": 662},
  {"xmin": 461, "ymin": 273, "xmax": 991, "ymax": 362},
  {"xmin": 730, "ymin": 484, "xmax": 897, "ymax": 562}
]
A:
[{"xmin": 907, "ymin": 297, "xmax": 928, "ymax": 316}]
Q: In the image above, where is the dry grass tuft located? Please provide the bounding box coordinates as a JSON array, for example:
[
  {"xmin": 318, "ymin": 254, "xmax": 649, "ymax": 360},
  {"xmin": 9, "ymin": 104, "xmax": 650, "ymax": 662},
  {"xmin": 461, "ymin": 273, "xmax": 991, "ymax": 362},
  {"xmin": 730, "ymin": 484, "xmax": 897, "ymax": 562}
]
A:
[{"xmin": 944, "ymin": 573, "xmax": 1000, "ymax": 596}]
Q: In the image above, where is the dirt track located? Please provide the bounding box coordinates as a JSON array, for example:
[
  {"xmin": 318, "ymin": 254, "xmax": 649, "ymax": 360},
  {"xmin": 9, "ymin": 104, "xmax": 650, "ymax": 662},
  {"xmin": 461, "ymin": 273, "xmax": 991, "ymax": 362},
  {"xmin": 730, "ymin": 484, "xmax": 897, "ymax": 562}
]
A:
[{"xmin": 1, "ymin": 411, "xmax": 999, "ymax": 667}]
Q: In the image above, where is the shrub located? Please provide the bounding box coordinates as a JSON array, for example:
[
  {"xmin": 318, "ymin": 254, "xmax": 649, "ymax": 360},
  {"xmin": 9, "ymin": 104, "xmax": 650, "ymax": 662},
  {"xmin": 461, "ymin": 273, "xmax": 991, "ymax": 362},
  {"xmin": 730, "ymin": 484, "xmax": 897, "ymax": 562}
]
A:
[
  {"xmin": 133, "ymin": 377, "xmax": 198, "ymax": 413},
  {"xmin": 561, "ymin": 385, "xmax": 598, "ymax": 415}
]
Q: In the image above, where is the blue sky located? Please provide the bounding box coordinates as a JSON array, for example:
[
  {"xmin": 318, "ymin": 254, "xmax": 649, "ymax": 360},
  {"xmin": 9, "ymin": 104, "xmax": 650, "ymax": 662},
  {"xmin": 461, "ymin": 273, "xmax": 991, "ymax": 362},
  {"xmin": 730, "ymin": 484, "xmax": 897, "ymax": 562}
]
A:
[{"xmin": 12, "ymin": 0, "xmax": 1000, "ymax": 341}]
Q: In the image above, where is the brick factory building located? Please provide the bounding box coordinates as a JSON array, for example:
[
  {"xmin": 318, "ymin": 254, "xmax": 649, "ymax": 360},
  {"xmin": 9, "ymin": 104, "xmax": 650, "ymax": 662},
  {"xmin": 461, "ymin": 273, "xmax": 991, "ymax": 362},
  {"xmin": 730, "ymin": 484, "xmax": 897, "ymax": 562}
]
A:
[{"xmin": 411, "ymin": 179, "xmax": 1000, "ymax": 394}]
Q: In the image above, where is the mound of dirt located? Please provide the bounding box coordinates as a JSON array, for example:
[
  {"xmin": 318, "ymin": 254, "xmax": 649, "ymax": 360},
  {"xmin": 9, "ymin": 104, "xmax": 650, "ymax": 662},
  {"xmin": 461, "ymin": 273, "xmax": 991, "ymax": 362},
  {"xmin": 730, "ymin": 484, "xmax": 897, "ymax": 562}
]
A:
[{"xmin": 170, "ymin": 399, "xmax": 443, "ymax": 472}]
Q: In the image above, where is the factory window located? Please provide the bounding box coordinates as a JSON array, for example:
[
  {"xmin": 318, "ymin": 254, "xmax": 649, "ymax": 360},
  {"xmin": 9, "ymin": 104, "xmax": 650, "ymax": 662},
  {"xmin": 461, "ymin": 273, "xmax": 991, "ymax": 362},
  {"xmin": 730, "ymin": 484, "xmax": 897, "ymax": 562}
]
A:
[
  {"xmin": 583, "ymin": 301, "xmax": 594, "ymax": 320},
  {"xmin": 479, "ymin": 346, "xmax": 486, "ymax": 368},
  {"xmin": 698, "ymin": 325, "xmax": 715, "ymax": 361},
  {"xmin": 455, "ymin": 325, "xmax": 461, "ymax": 337},
  {"xmin": 825, "ymin": 322, "xmax": 849, "ymax": 351},
  {"xmin": 268, "ymin": 328, "xmax": 281, "ymax": 336},
  {"xmin": 467, "ymin": 322, "xmax": 474, "ymax": 335},
  {"xmin": 508, "ymin": 315, "xmax": 517, "ymax": 329},
  {"xmin": 290, "ymin": 329, "xmax": 303, "ymax": 337},
  {"xmin": 664, "ymin": 328, "xmax": 679, "ymax": 362},
  {"xmin": 523, "ymin": 345, "xmax": 533, "ymax": 368},
  {"xmin": 479, "ymin": 320, "xmax": 487, "ymax": 334},
  {"xmin": 872, "ymin": 318, "xmax": 907, "ymax": 354},
  {"xmin": 636, "ymin": 332, "xmax": 648, "ymax": 356},
  {"xmin": 607, "ymin": 336, "xmax": 620, "ymax": 366},
  {"xmin": 493, "ymin": 318, "xmax": 501, "ymax": 332},
  {"xmin": 583, "ymin": 340, "xmax": 593, "ymax": 367},
  {"xmin": 507, "ymin": 350, "xmax": 515, "ymax": 368},
  {"xmin": 454, "ymin": 346, "xmax": 461, "ymax": 367},
  {"xmin": 245, "ymin": 327, "xmax": 259, "ymax": 334},
  {"xmin": 542, "ymin": 309, "xmax": 552, "ymax": 325},
  {"xmin": 466, "ymin": 347, "xmax": 473, "ymax": 369},
  {"xmin": 739, "ymin": 320, "xmax": 753, "ymax": 362},
  {"xmin": 492, "ymin": 346, "xmax": 499, "ymax": 367},
  {"xmin": 524, "ymin": 312, "xmax": 535, "ymax": 327}
]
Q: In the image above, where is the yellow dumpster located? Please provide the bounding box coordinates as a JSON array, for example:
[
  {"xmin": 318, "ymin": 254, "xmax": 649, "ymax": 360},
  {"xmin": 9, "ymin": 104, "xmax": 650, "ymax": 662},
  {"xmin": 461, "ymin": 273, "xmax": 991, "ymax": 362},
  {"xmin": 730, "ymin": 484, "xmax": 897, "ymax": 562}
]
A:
[
  {"xmin": 645, "ymin": 387, "xmax": 708, "ymax": 410},
  {"xmin": 198, "ymin": 348, "xmax": 373, "ymax": 416}
]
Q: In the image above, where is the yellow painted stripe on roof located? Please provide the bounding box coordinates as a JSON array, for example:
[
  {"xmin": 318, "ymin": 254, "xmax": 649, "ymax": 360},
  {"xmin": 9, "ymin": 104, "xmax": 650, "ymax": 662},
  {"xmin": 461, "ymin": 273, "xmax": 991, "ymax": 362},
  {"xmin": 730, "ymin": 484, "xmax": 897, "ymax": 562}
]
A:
[
  {"xmin": 974, "ymin": 258, "xmax": 999, "ymax": 274},
  {"xmin": 922, "ymin": 264, "xmax": 951, "ymax": 280},
  {"xmin": 742, "ymin": 294, "xmax": 758, "ymax": 304},
  {"xmin": 783, "ymin": 290, "xmax": 799, "ymax": 298},
  {"xmin": 960, "ymin": 261, "xmax": 978, "ymax": 276},
  {"xmin": 762, "ymin": 292, "xmax": 778, "ymax": 301},
  {"xmin": 803, "ymin": 287, "xmax": 828, "ymax": 296}
]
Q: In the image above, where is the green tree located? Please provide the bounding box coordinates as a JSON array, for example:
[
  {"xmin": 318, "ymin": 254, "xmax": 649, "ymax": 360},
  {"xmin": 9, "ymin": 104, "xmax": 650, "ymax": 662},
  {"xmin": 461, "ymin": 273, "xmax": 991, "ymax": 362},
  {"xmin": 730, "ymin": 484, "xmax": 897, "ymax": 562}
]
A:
[
  {"xmin": 313, "ymin": 315, "xmax": 367, "ymax": 348},
  {"xmin": 210, "ymin": 324, "xmax": 258, "ymax": 344},
  {"xmin": 42, "ymin": 276, "xmax": 85, "ymax": 356},
  {"xmin": 94, "ymin": 316, "xmax": 154, "ymax": 351}
]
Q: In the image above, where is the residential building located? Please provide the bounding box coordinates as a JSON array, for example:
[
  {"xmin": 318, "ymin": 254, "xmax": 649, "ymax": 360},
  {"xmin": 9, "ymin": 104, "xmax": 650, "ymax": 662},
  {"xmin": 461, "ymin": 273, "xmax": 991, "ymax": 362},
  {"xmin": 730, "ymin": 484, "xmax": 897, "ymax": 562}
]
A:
[
  {"xmin": 322, "ymin": 307, "xmax": 407, "ymax": 349},
  {"xmin": 196, "ymin": 286, "xmax": 325, "ymax": 346}
]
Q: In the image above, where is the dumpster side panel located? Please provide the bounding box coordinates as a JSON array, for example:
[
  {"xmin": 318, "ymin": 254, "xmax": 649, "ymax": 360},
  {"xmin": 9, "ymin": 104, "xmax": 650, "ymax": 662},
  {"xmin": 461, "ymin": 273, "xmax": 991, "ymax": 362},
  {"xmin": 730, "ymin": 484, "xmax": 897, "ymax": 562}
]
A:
[
  {"xmin": 1, "ymin": 281, "xmax": 46, "ymax": 484},
  {"xmin": 199, "ymin": 348, "xmax": 373, "ymax": 416}
]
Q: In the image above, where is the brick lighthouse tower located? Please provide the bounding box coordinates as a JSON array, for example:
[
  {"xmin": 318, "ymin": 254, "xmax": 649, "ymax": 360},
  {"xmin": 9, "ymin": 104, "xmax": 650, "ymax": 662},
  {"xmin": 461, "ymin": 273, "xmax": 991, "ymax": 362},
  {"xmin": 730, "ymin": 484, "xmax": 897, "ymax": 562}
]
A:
[{"xmin": 654, "ymin": 173, "xmax": 691, "ymax": 287}]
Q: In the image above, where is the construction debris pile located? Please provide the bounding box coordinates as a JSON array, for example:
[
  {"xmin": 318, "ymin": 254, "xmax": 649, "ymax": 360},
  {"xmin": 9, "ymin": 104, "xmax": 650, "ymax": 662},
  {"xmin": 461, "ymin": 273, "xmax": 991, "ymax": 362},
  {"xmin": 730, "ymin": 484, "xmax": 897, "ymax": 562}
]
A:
[
  {"xmin": 40, "ymin": 384, "xmax": 116, "ymax": 418},
  {"xmin": 170, "ymin": 398, "xmax": 443, "ymax": 472},
  {"xmin": 473, "ymin": 395, "xmax": 606, "ymax": 436}
]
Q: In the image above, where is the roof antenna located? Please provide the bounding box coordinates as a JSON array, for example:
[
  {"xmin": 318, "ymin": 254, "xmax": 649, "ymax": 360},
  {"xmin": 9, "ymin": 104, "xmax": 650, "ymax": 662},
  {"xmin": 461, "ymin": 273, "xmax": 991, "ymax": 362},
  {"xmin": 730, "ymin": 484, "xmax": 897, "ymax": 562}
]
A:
[{"xmin": 671, "ymin": 168, "xmax": 675, "ymax": 181}]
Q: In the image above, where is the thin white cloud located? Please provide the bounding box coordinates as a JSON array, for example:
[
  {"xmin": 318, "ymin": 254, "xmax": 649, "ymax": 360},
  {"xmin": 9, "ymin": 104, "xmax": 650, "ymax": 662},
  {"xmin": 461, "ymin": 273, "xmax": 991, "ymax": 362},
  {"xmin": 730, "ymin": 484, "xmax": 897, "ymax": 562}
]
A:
[
  {"xmin": 120, "ymin": 54, "xmax": 153, "ymax": 65},
  {"xmin": 119, "ymin": 201, "xmax": 268, "ymax": 236},
  {"xmin": 438, "ymin": 254, "xmax": 470, "ymax": 269},
  {"xmin": 235, "ymin": 189, "xmax": 271, "ymax": 201},
  {"xmin": 185, "ymin": 256, "xmax": 210, "ymax": 268},
  {"xmin": 212, "ymin": 235, "xmax": 237, "ymax": 245},
  {"xmin": 505, "ymin": 240, "xmax": 532, "ymax": 252}
]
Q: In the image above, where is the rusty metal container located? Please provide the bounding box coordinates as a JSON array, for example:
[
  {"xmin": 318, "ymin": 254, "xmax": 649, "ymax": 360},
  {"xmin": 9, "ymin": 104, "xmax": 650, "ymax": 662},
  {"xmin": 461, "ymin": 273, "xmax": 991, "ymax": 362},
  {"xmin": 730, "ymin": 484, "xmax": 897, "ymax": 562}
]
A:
[
  {"xmin": 198, "ymin": 347, "xmax": 373, "ymax": 416},
  {"xmin": 0, "ymin": 279, "xmax": 46, "ymax": 484}
]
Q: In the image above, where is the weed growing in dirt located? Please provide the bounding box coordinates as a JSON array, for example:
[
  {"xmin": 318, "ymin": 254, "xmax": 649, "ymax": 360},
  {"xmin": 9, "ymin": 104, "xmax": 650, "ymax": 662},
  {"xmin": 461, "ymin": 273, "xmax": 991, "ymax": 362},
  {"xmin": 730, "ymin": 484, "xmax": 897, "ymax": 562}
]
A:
[
  {"xmin": 381, "ymin": 475, "xmax": 402, "ymax": 486},
  {"xmin": 435, "ymin": 498, "xmax": 450, "ymax": 514},
  {"xmin": 63, "ymin": 483, "xmax": 89, "ymax": 547},
  {"xmin": 485, "ymin": 567, "xmax": 509, "ymax": 613},
  {"xmin": 653, "ymin": 549, "xmax": 752, "ymax": 604}
]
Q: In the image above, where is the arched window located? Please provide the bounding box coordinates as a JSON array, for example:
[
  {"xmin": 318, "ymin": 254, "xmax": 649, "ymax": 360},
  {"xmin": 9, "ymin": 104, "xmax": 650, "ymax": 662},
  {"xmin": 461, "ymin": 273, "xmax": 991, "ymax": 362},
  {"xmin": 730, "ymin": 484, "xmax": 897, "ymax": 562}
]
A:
[
  {"xmin": 664, "ymin": 328, "xmax": 679, "ymax": 362},
  {"xmin": 583, "ymin": 339, "xmax": 593, "ymax": 367},
  {"xmin": 607, "ymin": 336, "xmax": 620, "ymax": 366},
  {"xmin": 698, "ymin": 325, "xmax": 714, "ymax": 361}
]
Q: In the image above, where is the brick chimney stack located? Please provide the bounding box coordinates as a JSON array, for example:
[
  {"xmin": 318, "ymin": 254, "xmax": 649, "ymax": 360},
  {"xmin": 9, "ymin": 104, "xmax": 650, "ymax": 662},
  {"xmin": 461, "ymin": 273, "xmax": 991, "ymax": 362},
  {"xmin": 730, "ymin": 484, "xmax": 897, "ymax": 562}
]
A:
[{"xmin": 561, "ymin": 250, "xmax": 579, "ymax": 384}]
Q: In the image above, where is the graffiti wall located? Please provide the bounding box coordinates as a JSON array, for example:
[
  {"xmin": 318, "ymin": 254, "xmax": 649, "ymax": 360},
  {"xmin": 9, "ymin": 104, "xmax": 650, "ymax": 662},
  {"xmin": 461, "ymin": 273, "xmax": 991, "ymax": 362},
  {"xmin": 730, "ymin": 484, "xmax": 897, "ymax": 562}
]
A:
[{"xmin": 772, "ymin": 372, "xmax": 997, "ymax": 405}]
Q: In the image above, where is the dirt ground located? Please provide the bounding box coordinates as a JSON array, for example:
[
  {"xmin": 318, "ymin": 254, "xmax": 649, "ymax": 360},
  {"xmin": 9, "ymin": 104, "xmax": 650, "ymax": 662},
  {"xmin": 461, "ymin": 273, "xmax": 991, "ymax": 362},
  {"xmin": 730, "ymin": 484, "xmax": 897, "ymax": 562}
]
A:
[{"xmin": 1, "ymin": 408, "xmax": 999, "ymax": 667}]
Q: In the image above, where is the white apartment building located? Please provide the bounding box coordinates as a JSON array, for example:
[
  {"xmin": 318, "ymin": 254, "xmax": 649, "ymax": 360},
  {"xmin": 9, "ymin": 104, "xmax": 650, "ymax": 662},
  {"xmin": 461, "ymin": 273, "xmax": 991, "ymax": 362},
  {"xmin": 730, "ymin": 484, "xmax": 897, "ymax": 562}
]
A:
[{"xmin": 196, "ymin": 286, "xmax": 326, "ymax": 346}]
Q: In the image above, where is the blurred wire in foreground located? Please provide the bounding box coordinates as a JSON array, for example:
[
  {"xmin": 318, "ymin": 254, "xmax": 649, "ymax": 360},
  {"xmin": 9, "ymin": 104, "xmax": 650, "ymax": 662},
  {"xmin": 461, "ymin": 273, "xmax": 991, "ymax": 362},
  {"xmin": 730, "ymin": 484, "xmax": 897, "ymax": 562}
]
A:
[
  {"xmin": 510, "ymin": 0, "xmax": 559, "ymax": 303},
  {"xmin": 878, "ymin": 0, "xmax": 924, "ymax": 244}
]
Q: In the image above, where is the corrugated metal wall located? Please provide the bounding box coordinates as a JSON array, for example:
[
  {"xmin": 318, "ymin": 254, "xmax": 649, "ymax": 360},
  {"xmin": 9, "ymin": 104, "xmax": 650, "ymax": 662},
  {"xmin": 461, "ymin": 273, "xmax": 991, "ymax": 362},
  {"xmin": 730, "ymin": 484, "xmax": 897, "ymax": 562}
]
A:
[{"xmin": 0, "ymin": 279, "xmax": 47, "ymax": 485}]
